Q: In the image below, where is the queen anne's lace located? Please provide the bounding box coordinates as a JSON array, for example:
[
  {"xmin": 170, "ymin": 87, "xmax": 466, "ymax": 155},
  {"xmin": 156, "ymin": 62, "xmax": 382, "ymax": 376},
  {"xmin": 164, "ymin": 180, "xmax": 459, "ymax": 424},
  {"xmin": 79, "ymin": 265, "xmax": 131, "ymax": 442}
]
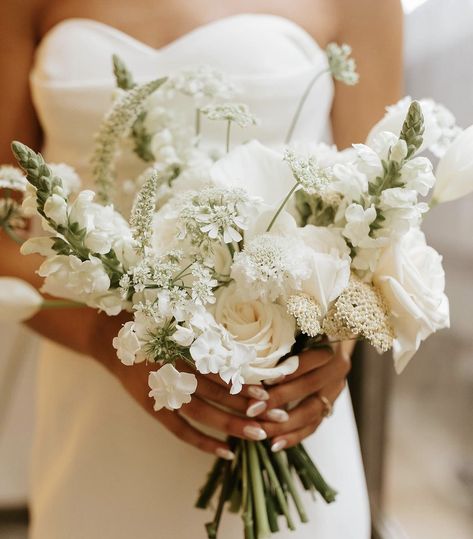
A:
[
  {"xmin": 284, "ymin": 149, "xmax": 332, "ymax": 194},
  {"xmin": 166, "ymin": 65, "xmax": 237, "ymax": 101},
  {"xmin": 201, "ymin": 103, "xmax": 258, "ymax": 128},
  {"xmin": 323, "ymin": 276, "xmax": 393, "ymax": 353},
  {"xmin": 326, "ymin": 43, "xmax": 359, "ymax": 85}
]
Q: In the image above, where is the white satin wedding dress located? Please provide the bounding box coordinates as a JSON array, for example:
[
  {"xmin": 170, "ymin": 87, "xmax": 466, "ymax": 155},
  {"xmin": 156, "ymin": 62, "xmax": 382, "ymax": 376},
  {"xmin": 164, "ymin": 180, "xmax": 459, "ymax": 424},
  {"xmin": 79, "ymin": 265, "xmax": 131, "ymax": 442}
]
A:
[{"xmin": 29, "ymin": 14, "xmax": 370, "ymax": 538}]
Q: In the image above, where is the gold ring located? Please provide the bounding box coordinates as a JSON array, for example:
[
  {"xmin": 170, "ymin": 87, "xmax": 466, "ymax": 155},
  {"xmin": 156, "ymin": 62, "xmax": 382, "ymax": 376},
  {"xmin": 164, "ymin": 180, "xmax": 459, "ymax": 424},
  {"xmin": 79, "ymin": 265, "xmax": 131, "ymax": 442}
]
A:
[{"xmin": 319, "ymin": 395, "xmax": 333, "ymax": 417}]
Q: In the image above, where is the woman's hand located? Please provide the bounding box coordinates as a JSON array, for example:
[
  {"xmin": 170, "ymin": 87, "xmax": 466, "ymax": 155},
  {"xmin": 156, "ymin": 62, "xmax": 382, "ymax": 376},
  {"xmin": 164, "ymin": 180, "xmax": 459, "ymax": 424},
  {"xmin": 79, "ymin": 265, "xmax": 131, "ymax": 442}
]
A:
[
  {"xmin": 245, "ymin": 345, "xmax": 352, "ymax": 452},
  {"xmin": 88, "ymin": 312, "xmax": 282, "ymax": 461}
]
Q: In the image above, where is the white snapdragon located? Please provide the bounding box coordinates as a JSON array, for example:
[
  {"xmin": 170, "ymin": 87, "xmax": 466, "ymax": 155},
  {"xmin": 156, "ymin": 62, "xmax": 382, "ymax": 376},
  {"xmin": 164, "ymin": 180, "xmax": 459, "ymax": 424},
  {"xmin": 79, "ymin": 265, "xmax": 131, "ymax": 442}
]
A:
[
  {"xmin": 48, "ymin": 164, "xmax": 81, "ymax": 196},
  {"xmin": 148, "ymin": 363, "xmax": 197, "ymax": 411},
  {"xmin": 400, "ymin": 157, "xmax": 436, "ymax": 196},
  {"xmin": 378, "ymin": 188, "xmax": 428, "ymax": 236},
  {"xmin": 44, "ymin": 194, "xmax": 68, "ymax": 226},
  {"xmin": 342, "ymin": 204, "xmax": 377, "ymax": 247}
]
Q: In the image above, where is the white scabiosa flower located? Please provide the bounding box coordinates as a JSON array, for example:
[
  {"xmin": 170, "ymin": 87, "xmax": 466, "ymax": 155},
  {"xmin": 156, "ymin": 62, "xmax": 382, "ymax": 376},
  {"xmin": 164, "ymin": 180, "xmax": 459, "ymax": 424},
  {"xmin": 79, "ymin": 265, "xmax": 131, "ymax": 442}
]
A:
[
  {"xmin": 112, "ymin": 321, "xmax": 143, "ymax": 365},
  {"xmin": 326, "ymin": 43, "xmax": 359, "ymax": 85},
  {"xmin": 0, "ymin": 277, "xmax": 43, "ymax": 322},
  {"xmin": 148, "ymin": 363, "xmax": 197, "ymax": 411}
]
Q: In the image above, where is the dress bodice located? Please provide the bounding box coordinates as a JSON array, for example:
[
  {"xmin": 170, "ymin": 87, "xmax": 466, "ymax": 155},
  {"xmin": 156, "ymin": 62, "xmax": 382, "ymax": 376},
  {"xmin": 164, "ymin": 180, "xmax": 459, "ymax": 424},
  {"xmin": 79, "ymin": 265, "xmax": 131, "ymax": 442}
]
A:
[{"xmin": 30, "ymin": 15, "xmax": 334, "ymax": 180}]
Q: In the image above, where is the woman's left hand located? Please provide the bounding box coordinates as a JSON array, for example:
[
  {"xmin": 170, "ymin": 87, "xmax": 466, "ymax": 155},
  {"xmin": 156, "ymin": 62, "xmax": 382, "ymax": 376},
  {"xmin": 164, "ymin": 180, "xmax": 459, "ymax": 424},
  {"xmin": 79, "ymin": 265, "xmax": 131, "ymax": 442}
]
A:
[{"xmin": 245, "ymin": 345, "xmax": 352, "ymax": 452}]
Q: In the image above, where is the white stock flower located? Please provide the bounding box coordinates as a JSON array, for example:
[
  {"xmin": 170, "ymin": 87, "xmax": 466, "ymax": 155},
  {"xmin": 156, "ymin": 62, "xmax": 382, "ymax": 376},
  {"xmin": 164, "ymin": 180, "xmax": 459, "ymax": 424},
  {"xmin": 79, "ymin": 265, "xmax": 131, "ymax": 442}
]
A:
[
  {"xmin": 431, "ymin": 125, "xmax": 473, "ymax": 204},
  {"xmin": 342, "ymin": 204, "xmax": 377, "ymax": 247},
  {"xmin": 112, "ymin": 321, "xmax": 142, "ymax": 365},
  {"xmin": 148, "ymin": 364, "xmax": 197, "ymax": 411},
  {"xmin": 44, "ymin": 194, "xmax": 68, "ymax": 226},
  {"xmin": 190, "ymin": 329, "xmax": 229, "ymax": 374},
  {"xmin": 38, "ymin": 255, "xmax": 110, "ymax": 301},
  {"xmin": 214, "ymin": 283, "xmax": 296, "ymax": 383},
  {"xmin": 0, "ymin": 277, "xmax": 43, "ymax": 322},
  {"xmin": 373, "ymin": 228, "xmax": 449, "ymax": 373}
]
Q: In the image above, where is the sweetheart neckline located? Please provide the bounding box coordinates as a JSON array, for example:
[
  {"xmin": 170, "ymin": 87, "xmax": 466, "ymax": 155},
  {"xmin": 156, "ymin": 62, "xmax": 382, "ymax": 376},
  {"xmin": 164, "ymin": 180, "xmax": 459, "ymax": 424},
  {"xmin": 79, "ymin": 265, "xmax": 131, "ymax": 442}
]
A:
[{"xmin": 39, "ymin": 13, "xmax": 324, "ymax": 57}]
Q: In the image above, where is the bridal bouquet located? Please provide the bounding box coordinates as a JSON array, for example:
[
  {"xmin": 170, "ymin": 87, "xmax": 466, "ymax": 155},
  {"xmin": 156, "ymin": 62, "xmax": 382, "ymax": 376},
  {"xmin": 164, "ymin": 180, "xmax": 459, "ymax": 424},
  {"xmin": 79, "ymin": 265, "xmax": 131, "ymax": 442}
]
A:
[{"xmin": 1, "ymin": 43, "xmax": 472, "ymax": 539}]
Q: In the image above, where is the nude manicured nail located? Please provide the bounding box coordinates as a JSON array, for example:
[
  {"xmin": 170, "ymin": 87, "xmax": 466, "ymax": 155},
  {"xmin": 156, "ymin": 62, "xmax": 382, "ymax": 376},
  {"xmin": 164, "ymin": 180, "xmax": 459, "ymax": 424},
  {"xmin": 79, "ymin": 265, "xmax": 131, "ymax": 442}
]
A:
[
  {"xmin": 267, "ymin": 409, "xmax": 289, "ymax": 423},
  {"xmin": 271, "ymin": 440, "xmax": 287, "ymax": 453},
  {"xmin": 243, "ymin": 426, "xmax": 267, "ymax": 441},
  {"xmin": 247, "ymin": 386, "xmax": 269, "ymax": 400},
  {"xmin": 216, "ymin": 448, "xmax": 236, "ymax": 461},
  {"xmin": 265, "ymin": 375, "xmax": 285, "ymax": 386},
  {"xmin": 246, "ymin": 401, "xmax": 267, "ymax": 417}
]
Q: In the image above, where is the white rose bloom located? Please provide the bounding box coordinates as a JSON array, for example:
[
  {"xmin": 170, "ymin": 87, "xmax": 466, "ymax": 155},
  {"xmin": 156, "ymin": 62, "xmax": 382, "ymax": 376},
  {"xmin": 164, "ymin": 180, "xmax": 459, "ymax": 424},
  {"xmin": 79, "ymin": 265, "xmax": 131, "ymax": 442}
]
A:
[
  {"xmin": 210, "ymin": 140, "xmax": 294, "ymax": 207},
  {"xmin": 431, "ymin": 125, "xmax": 473, "ymax": 204},
  {"xmin": 112, "ymin": 321, "xmax": 142, "ymax": 365},
  {"xmin": 0, "ymin": 277, "xmax": 43, "ymax": 322},
  {"xmin": 297, "ymin": 225, "xmax": 351, "ymax": 314},
  {"xmin": 342, "ymin": 204, "xmax": 377, "ymax": 247},
  {"xmin": 214, "ymin": 283, "xmax": 297, "ymax": 384},
  {"xmin": 373, "ymin": 228, "xmax": 449, "ymax": 373},
  {"xmin": 148, "ymin": 364, "xmax": 197, "ymax": 411},
  {"xmin": 43, "ymin": 194, "xmax": 68, "ymax": 226}
]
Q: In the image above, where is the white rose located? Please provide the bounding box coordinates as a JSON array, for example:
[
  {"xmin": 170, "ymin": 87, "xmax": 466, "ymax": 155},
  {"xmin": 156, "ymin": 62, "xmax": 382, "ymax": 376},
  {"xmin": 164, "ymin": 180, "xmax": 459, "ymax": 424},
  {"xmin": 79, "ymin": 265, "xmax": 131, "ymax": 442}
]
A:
[
  {"xmin": 373, "ymin": 228, "xmax": 449, "ymax": 373},
  {"xmin": 296, "ymin": 225, "xmax": 351, "ymax": 313},
  {"xmin": 44, "ymin": 194, "xmax": 68, "ymax": 226},
  {"xmin": 112, "ymin": 321, "xmax": 142, "ymax": 365},
  {"xmin": 431, "ymin": 125, "xmax": 473, "ymax": 204},
  {"xmin": 214, "ymin": 283, "xmax": 297, "ymax": 383},
  {"xmin": 210, "ymin": 140, "xmax": 294, "ymax": 207},
  {"xmin": 0, "ymin": 277, "xmax": 43, "ymax": 322}
]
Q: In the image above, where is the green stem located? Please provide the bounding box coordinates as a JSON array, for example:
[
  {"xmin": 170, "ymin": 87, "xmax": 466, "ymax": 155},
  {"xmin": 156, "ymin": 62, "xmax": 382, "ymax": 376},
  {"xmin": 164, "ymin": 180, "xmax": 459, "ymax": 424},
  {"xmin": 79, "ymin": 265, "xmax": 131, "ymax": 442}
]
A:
[
  {"xmin": 41, "ymin": 299, "xmax": 85, "ymax": 309},
  {"xmin": 242, "ymin": 442, "xmax": 255, "ymax": 539},
  {"xmin": 195, "ymin": 457, "xmax": 226, "ymax": 509},
  {"xmin": 273, "ymin": 451, "xmax": 308, "ymax": 523},
  {"xmin": 195, "ymin": 108, "xmax": 201, "ymax": 137},
  {"xmin": 256, "ymin": 442, "xmax": 295, "ymax": 530},
  {"xmin": 285, "ymin": 68, "xmax": 330, "ymax": 145},
  {"xmin": 2, "ymin": 225, "xmax": 24, "ymax": 245},
  {"xmin": 248, "ymin": 442, "xmax": 271, "ymax": 538},
  {"xmin": 266, "ymin": 183, "xmax": 298, "ymax": 232},
  {"xmin": 226, "ymin": 120, "xmax": 232, "ymax": 153}
]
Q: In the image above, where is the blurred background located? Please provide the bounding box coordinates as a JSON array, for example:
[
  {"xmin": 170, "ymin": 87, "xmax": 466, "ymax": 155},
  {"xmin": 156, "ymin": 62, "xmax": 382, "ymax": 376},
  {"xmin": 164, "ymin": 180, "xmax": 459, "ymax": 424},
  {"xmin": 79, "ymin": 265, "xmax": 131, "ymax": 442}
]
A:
[{"xmin": 0, "ymin": 0, "xmax": 472, "ymax": 537}]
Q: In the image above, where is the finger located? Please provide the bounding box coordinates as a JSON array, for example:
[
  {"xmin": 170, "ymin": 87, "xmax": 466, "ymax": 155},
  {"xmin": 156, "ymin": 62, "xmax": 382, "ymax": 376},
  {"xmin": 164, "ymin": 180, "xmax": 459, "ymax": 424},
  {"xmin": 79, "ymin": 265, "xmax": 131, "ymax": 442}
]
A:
[
  {"xmin": 179, "ymin": 396, "xmax": 268, "ymax": 441},
  {"xmin": 194, "ymin": 375, "xmax": 249, "ymax": 414},
  {"xmin": 270, "ymin": 423, "xmax": 320, "ymax": 452},
  {"xmin": 264, "ymin": 351, "xmax": 350, "ymax": 410},
  {"xmin": 261, "ymin": 380, "xmax": 346, "ymax": 438},
  {"xmin": 282, "ymin": 347, "xmax": 333, "ymax": 383},
  {"xmin": 157, "ymin": 409, "xmax": 236, "ymax": 460}
]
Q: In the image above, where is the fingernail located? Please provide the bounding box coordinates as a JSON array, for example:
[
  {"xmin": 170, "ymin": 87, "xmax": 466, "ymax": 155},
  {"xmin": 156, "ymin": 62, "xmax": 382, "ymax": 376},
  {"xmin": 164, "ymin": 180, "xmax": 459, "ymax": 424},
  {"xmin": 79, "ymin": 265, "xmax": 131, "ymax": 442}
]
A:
[
  {"xmin": 246, "ymin": 401, "xmax": 267, "ymax": 418},
  {"xmin": 216, "ymin": 448, "xmax": 236, "ymax": 461},
  {"xmin": 243, "ymin": 425, "xmax": 267, "ymax": 441},
  {"xmin": 265, "ymin": 375, "xmax": 285, "ymax": 386},
  {"xmin": 267, "ymin": 409, "xmax": 289, "ymax": 423},
  {"xmin": 247, "ymin": 386, "xmax": 269, "ymax": 400},
  {"xmin": 271, "ymin": 440, "xmax": 287, "ymax": 453}
]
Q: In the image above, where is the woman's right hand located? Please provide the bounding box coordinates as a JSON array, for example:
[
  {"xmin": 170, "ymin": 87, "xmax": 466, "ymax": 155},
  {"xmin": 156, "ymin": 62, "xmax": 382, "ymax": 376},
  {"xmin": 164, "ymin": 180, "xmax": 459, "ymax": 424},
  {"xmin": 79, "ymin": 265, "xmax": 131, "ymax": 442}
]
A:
[{"xmin": 88, "ymin": 311, "xmax": 277, "ymax": 460}]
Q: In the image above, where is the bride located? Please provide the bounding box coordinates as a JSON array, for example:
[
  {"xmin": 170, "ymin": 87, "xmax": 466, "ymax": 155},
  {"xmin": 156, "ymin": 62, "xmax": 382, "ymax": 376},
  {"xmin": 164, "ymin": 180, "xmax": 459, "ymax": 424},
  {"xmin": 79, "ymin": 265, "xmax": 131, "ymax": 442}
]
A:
[{"xmin": 0, "ymin": 1, "xmax": 402, "ymax": 537}]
